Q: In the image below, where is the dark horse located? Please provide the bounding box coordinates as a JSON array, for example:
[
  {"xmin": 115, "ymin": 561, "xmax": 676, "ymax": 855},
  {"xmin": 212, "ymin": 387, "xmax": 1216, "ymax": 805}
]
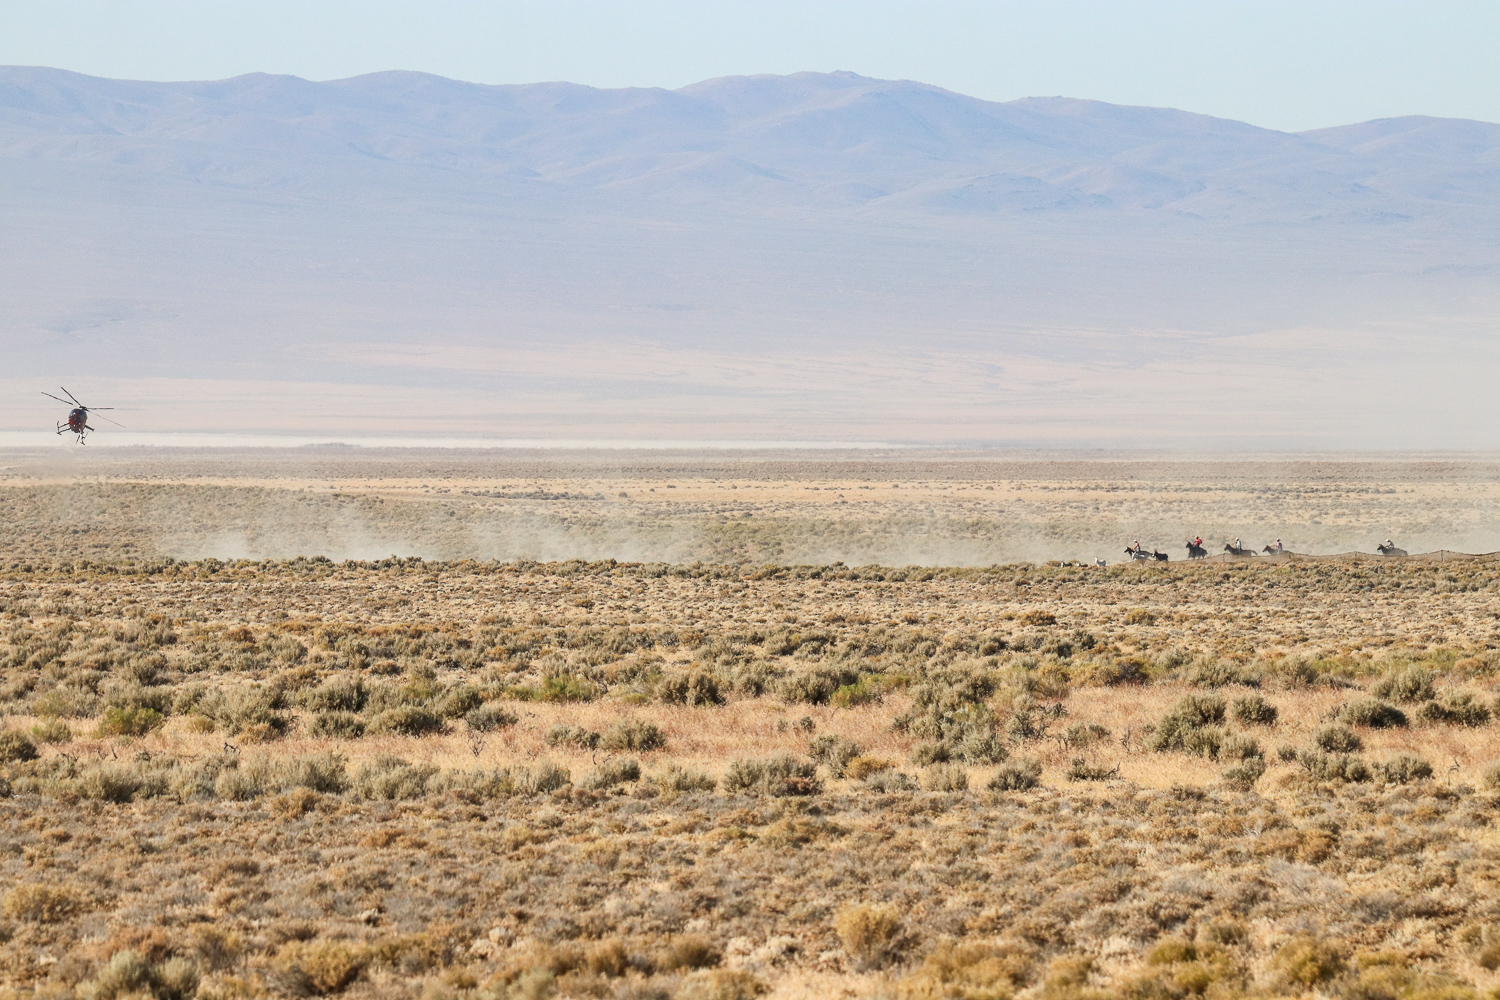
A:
[
  {"xmin": 1185, "ymin": 542, "xmax": 1207, "ymax": 559},
  {"xmin": 1125, "ymin": 547, "xmax": 1169, "ymax": 562},
  {"xmin": 1223, "ymin": 543, "xmax": 1256, "ymax": 556},
  {"xmin": 1377, "ymin": 542, "xmax": 1408, "ymax": 556},
  {"xmin": 1262, "ymin": 544, "xmax": 1290, "ymax": 555}
]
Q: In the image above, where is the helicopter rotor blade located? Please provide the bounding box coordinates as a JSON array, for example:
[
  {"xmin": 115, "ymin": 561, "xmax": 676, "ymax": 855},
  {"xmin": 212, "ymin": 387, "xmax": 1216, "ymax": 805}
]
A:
[
  {"xmin": 59, "ymin": 387, "xmax": 84, "ymax": 407},
  {"xmin": 94, "ymin": 414, "xmax": 127, "ymax": 429},
  {"xmin": 41, "ymin": 392, "xmax": 74, "ymax": 406},
  {"xmin": 85, "ymin": 407, "xmax": 115, "ymax": 411}
]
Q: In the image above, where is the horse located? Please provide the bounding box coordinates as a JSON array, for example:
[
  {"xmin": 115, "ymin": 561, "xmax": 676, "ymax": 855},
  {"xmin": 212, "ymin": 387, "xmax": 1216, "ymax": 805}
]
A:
[
  {"xmin": 1377, "ymin": 542, "xmax": 1408, "ymax": 556},
  {"xmin": 1185, "ymin": 542, "xmax": 1207, "ymax": 559},
  {"xmin": 1223, "ymin": 543, "xmax": 1256, "ymax": 556},
  {"xmin": 1261, "ymin": 545, "xmax": 1290, "ymax": 555},
  {"xmin": 1125, "ymin": 547, "xmax": 1168, "ymax": 562}
]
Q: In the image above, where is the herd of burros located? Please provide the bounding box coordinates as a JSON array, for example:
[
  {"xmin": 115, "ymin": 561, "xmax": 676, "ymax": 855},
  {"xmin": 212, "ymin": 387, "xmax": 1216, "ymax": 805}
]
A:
[{"xmin": 1106, "ymin": 538, "xmax": 1417, "ymax": 564}]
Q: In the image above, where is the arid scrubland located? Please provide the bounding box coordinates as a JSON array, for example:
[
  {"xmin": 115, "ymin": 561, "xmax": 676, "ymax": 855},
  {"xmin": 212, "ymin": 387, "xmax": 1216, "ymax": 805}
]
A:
[{"xmin": 3, "ymin": 451, "xmax": 1500, "ymax": 1000}]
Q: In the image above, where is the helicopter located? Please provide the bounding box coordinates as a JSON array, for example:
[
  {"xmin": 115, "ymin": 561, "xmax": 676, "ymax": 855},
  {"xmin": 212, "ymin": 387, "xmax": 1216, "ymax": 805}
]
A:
[{"xmin": 42, "ymin": 387, "xmax": 124, "ymax": 443}]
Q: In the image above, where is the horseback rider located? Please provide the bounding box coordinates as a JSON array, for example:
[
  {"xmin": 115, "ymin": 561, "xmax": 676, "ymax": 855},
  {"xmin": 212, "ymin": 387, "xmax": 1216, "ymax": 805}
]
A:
[
  {"xmin": 1275, "ymin": 538, "xmax": 1283, "ymax": 553},
  {"xmin": 1233, "ymin": 537, "xmax": 1241, "ymax": 550},
  {"xmin": 1192, "ymin": 536, "xmax": 1203, "ymax": 548},
  {"xmin": 1131, "ymin": 539, "xmax": 1141, "ymax": 553}
]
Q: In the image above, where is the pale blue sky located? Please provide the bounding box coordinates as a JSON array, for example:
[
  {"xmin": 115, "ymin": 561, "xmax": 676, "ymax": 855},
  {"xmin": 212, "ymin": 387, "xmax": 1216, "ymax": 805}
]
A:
[{"xmin": 1, "ymin": 1, "xmax": 1497, "ymax": 132}]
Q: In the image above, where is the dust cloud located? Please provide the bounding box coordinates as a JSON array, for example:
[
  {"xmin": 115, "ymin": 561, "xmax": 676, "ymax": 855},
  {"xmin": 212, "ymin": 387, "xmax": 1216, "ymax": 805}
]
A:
[{"xmin": 3, "ymin": 448, "xmax": 1498, "ymax": 566}]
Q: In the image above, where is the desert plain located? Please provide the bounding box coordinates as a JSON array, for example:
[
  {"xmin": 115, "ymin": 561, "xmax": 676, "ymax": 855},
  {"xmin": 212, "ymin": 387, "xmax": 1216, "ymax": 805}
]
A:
[{"xmin": 2, "ymin": 449, "xmax": 1500, "ymax": 1000}]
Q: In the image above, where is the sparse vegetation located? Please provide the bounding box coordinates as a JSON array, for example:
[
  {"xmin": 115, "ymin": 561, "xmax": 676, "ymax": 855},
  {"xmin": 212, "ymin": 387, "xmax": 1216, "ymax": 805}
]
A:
[{"xmin": 2, "ymin": 456, "xmax": 1500, "ymax": 997}]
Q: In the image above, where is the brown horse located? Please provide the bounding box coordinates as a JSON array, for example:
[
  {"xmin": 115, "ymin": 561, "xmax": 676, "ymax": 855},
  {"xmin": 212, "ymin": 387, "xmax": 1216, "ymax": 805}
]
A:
[{"xmin": 1223, "ymin": 543, "xmax": 1256, "ymax": 556}]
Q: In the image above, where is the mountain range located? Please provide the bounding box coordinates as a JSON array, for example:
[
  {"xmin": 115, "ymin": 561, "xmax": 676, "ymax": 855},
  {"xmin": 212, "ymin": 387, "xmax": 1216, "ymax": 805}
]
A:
[
  {"xmin": 0, "ymin": 68, "xmax": 1496, "ymax": 446},
  {"xmin": 3, "ymin": 67, "xmax": 1497, "ymax": 221}
]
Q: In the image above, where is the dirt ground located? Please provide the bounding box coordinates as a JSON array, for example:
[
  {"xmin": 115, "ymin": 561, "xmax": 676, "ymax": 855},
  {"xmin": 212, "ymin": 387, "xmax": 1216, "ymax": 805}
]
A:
[
  {"xmin": 2, "ymin": 448, "xmax": 1499, "ymax": 564},
  {"xmin": 2, "ymin": 449, "xmax": 1500, "ymax": 1000}
]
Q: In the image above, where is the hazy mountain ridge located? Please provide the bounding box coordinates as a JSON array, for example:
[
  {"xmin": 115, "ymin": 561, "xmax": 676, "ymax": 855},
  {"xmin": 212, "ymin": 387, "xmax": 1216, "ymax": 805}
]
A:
[
  {"xmin": 2, "ymin": 68, "xmax": 1497, "ymax": 447},
  {"xmin": 2, "ymin": 66, "xmax": 1496, "ymax": 221}
]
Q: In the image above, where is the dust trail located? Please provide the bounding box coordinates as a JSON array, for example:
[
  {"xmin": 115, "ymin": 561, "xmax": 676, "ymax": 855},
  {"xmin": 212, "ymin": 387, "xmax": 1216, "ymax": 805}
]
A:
[{"xmin": 3, "ymin": 450, "xmax": 1498, "ymax": 565}]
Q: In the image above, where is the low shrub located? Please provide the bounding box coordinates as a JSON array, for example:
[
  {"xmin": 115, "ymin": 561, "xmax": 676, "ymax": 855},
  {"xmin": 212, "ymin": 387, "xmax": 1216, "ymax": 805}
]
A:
[
  {"xmin": 987, "ymin": 758, "xmax": 1042, "ymax": 791},
  {"xmin": 78, "ymin": 763, "xmax": 148, "ymax": 803},
  {"xmin": 833, "ymin": 904, "xmax": 903, "ymax": 970},
  {"xmin": 723, "ymin": 755, "xmax": 821, "ymax": 796},
  {"xmin": 546, "ymin": 725, "xmax": 601, "ymax": 750},
  {"xmin": 778, "ymin": 666, "xmax": 860, "ymax": 705},
  {"xmin": 518, "ymin": 760, "xmax": 571, "ymax": 796},
  {"xmin": 282, "ymin": 751, "xmax": 349, "ymax": 793},
  {"xmin": 845, "ymin": 756, "xmax": 892, "ymax": 781},
  {"xmin": 308, "ymin": 711, "xmax": 365, "ymax": 739},
  {"xmin": 1300, "ymin": 750, "xmax": 1371, "ymax": 783},
  {"xmin": 465, "ymin": 703, "xmax": 519, "ymax": 733},
  {"xmin": 1186, "ymin": 660, "xmax": 1258, "ymax": 688},
  {"xmin": 1231, "ymin": 694, "xmax": 1278, "ymax": 726},
  {"xmin": 97, "ymin": 706, "xmax": 164, "ymax": 737},
  {"xmin": 1374, "ymin": 753, "xmax": 1434, "ymax": 784},
  {"xmin": 1314, "ymin": 725, "xmax": 1363, "ymax": 753},
  {"xmin": 654, "ymin": 765, "xmax": 716, "ymax": 794},
  {"xmin": 1334, "ymin": 698, "xmax": 1408, "ymax": 728},
  {"xmin": 898, "ymin": 940, "xmax": 1032, "ymax": 1000},
  {"xmin": 863, "ymin": 769, "xmax": 917, "ymax": 792},
  {"xmin": 1080, "ymin": 656, "xmax": 1147, "ymax": 686},
  {"xmin": 29, "ymin": 718, "xmax": 72, "ymax": 744},
  {"xmin": 508, "ymin": 675, "xmax": 599, "ymax": 703},
  {"xmin": 1220, "ymin": 733, "xmax": 1264, "ymax": 761},
  {"xmin": 1066, "ymin": 758, "xmax": 1116, "ymax": 782},
  {"xmin": 354, "ymin": 755, "xmax": 441, "ymax": 800},
  {"xmin": 0, "ymin": 730, "xmax": 40, "ymax": 763},
  {"xmin": 677, "ymin": 969, "xmax": 766, "ymax": 1000},
  {"xmin": 1156, "ymin": 725, "xmax": 1234, "ymax": 759},
  {"xmin": 583, "ymin": 757, "xmax": 641, "ymax": 789},
  {"xmin": 31, "ymin": 686, "xmax": 99, "ymax": 718},
  {"xmin": 657, "ymin": 935, "xmax": 722, "ymax": 972},
  {"xmin": 2, "ymin": 882, "xmax": 86, "ymax": 923},
  {"xmin": 659, "ymin": 671, "xmax": 724, "ymax": 706},
  {"xmin": 922, "ymin": 763, "xmax": 970, "ymax": 792},
  {"xmin": 1484, "ymin": 762, "xmax": 1500, "ymax": 791},
  {"xmin": 1147, "ymin": 695, "xmax": 1227, "ymax": 753},
  {"xmin": 1373, "ymin": 667, "xmax": 1435, "ymax": 703},
  {"xmin": 809, "ymin": 735, "xmax": 862, "ymax": 777},
  {"xmin": 1273, "ymin": 937, "xmax": 1346, "ymax": 988},
  {"xmin": 911, "ymin": 741, "xmax": 950, "ymax": 766},
  {"xmin": 87, "ymin": 949, "xmax": 200, "ymax": 1000},
  {"xmin": 1063, "ymin": 722, "xmax": 1112, "ymax": 748},
  {"xmin": 272, "ymin": 938, "xmax": 372, "ymax": 994},
  {"xmin": 301, "ymin": 675, "xmax": 367, "ymax": 713},
  {"xmin": 1223, "ymin": 757, "xmax": 1267, "ymax": 789},
  {"xmin": 831, "ymin": 676, "xmax": 882, "ymax": 708},
  {"xmin": 193, "ymin": 685, "xmax": 288, "ymax": 737},
  {"xmin": 1415, "ymin": 693, "xmax": 1492, "ymax": 727},
  {"xmin": 434, "ymin": 685, "xmax": 483, "ymax": 719},
  {"xmin": 602, "ymin": 718, "xmax": 667, "ymax": 752},
  {"xmin": 367, "ymin": 706, "xmax": 445, "ymax": 737}
]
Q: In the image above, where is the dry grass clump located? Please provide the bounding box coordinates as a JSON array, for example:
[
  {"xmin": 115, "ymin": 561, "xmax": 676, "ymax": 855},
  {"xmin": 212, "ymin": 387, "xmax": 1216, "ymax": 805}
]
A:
[
  {"xmin": 834, "ymin": 904, "xmax": 904, "ymax": 970},
  {"xmin": 2, "ymin": 882, "xmax": 88, "ymax": 923}
]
